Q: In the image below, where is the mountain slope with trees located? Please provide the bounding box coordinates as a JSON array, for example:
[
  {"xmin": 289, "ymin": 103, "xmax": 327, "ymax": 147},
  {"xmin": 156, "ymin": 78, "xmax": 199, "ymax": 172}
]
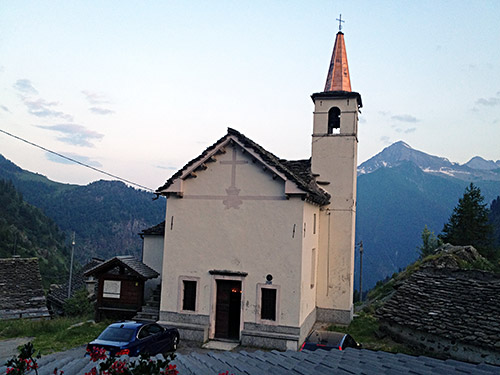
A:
[
  {"xmin": 0, "ymin": 155, "xmax": 165, "ymax": 263},
  {"xmin": 356, "ymin": 143, "xmax": 500, "ymax": 290},
  {"xmin": 0, "ymin": 179, "xmax": 70, "ymax": 287}
]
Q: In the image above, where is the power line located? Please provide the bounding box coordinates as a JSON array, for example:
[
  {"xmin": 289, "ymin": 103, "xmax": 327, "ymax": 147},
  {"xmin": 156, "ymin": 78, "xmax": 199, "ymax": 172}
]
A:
[{"xmin": 0, "ymin": 128, "xmax": 156, "ymax": 192}]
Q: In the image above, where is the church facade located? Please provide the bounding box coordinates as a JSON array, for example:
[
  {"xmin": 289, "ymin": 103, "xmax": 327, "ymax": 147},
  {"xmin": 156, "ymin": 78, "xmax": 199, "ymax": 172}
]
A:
[{"xmin": 154, "ymin": 30, "xmax": 362, "ymax": 350}]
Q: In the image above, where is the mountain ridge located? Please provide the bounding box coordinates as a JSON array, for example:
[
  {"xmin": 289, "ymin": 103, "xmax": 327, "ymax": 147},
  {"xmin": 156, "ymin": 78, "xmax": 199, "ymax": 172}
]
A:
[
  {"xmin": 358, "ymin": 141, "xmax": 500, "ymax": 181},
  {"xmin": 0, "ymin": 155, "xmax": 165, "ymax": 264}
]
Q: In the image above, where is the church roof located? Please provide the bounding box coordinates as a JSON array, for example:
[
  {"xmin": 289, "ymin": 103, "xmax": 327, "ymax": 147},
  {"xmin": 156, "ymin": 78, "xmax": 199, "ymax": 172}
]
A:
[
  {"xmin": 324, "ymin": 31, "xmax": 351, "ymax": 92},
  {"xmin": 156, "ymin": 128, "xmax": 330, "ymax": 205}
]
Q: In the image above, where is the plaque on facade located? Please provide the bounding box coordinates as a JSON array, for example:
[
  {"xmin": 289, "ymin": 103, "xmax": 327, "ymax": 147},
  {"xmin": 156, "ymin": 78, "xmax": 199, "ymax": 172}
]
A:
[{"xmin": 103, "ymin": 280, "xmax": 121, "ymax": 299}]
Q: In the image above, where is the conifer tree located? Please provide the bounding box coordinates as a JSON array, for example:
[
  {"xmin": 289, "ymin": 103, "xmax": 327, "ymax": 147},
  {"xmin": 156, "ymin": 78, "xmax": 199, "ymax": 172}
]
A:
[
  {"xmin": 439, "ymin": 183, "xmax": 495, "ymax": 260},
  {"xmin": 418, "ymin": 225, "xmax": 441, "ymax": 259}
]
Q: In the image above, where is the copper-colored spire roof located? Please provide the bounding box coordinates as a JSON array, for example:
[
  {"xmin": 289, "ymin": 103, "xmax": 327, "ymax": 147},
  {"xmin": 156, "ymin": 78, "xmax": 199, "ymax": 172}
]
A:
[{"xmin": 324, "ymin": 31, "xmax": 351, "ymax": 92}]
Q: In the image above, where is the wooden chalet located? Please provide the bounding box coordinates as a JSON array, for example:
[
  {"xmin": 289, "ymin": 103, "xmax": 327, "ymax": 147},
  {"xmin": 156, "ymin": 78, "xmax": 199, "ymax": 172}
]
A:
[{"xmin": 83, "ymin": 256, "xmax": 159, "ymax": 321}]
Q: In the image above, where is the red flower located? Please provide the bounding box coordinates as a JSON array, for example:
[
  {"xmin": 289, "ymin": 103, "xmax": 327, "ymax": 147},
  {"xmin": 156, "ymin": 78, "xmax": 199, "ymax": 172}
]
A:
[{"xmin": 87, "ymin": 347, "xmax": 108, "ymax": 362}]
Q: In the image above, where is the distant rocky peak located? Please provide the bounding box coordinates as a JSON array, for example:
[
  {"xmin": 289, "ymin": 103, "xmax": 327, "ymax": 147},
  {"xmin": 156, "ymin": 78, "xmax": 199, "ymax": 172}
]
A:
[
  {"xmin": 391, "ymin": 140, "xmax": 412, "ymax": 149},
  {"xmin": 464, "ymin": 156, "xmax": 500, "ymax": 171},
  {"xmin": 358, "ymin": 141, "xmax": 500, "ymax": 181},
  {"xmin": 358, "ymin": 140, "xmax": 454, "ymax": 175}
]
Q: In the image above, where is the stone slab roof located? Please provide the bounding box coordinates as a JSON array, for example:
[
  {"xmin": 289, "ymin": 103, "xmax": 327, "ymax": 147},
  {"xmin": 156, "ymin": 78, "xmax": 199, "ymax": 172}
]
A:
[
  {"xmin": 0, "ymin": 257, "xmax": 50, "ymax": 320},
  {"xmin": 139, "ymin": 221, "xmax": 165, "ymax": 236},
  {"xmin": 4, "ymin": 348, "xmax": 497, "ymax": 375},
  {"xmin": 83, "ymin": 256, "xmax": 159, "ymax": 280},
  {"xmin": 376, "ymin": 266, "xmax": 500, "ymax": 352},
  {"xmin": 156, "ymin": 128, "xmax": 330, "ymax": 205}
]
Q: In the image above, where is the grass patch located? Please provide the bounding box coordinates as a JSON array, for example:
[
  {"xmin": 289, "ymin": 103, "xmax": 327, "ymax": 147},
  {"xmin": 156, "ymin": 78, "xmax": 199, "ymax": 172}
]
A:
[
  {"xmin": 0, "ymin": 316, "xmax": 110, "ymax": 355},
  {"xmin": 327, "ymin": 312, "xmax": 418, "ymax": 355}
]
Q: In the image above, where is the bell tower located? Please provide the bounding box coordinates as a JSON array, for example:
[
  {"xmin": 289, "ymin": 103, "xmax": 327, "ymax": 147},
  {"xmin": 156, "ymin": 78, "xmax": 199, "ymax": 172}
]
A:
[{"xmin": 312, "ymin": 23, "xmax": 362, "ymax": 324}]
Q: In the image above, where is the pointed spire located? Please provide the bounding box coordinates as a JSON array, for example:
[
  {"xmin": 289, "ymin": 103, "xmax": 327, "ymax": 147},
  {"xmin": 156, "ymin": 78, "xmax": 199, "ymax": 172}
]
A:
[{"xmin": 324, "ymin": 31, "xmax": 352, "ymax": 92}]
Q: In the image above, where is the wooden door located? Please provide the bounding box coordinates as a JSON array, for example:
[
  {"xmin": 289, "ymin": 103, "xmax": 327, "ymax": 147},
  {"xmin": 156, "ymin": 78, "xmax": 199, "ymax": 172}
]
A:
[{"xmin": 215, "ymin": 280, "xmax": 241, "ymax": 340}]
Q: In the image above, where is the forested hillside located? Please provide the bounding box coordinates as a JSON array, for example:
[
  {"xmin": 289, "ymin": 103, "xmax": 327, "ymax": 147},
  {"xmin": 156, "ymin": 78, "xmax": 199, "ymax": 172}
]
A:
[
  {"xmin": 0, "ymin": 155, "xmax": 165, "ymax": 263},
  {"xmin": 0, "ymin": 179, "xmax": 70, "ymax": 287}
]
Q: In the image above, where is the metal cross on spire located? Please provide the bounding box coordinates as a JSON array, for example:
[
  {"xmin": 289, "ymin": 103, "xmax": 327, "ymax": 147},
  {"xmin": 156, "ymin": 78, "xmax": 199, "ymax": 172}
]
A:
[{"xmin": 336, "ymin": 14, "xmax": 345, "ymax": 31}]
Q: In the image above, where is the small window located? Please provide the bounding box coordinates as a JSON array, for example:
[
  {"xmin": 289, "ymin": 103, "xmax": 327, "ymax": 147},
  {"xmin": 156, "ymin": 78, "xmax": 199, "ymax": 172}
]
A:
[
  {"xmin": 328, "ymin": 107, "xmax": 341, "ymax": 134},
  {"xmin": 313, "ymin": 214, "xmax": 316, "ymax": 234},
  {"xmin": 148, "ymin": 324, "xmax": 163, "ymax": 335},
  {"xmin": 261, "ymin": 288, "xmax": 277, "ymax": 321},
  {"xmin": 138, "ymin": 326, "xmax": 151, "ymax": 339},
  {"xmin": 182, "ymin": 280, "xmax": 197, "ymax": 311}
]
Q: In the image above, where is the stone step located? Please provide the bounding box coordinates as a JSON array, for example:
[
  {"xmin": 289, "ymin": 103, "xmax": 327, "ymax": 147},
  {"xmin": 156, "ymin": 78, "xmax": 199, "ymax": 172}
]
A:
[
  {"xmin": 141, "ymin": 306, "xmax": 159, "ymax": 313},
  {"xmin": 135, "ymin": 314, "xmax": 159, "ymax": 322}
]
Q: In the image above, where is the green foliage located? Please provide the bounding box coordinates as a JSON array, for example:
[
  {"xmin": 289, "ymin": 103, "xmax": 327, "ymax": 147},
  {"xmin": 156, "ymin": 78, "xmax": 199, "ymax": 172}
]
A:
[
  {"xmin": 0, "ymin": 317, "xmax": 109, "ymax": 355},
  {"xmin": 417, "ymin": 225, "xmax": 442, "ymax": 258},
  {"xmin": 439, "ymin": 183, "xmax": 496, "ymax": 261},
  {"xmin": 63, "ymin": 289, "xmax": 94, "ymax": 317},
  {"xmin": 0, "ymin": 179, "xmax": 70, "ymax": 287}
]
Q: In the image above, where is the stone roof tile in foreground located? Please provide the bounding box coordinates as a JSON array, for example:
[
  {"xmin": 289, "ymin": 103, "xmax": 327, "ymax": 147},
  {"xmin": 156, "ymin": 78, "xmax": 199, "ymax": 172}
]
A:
[{"xmin": 2, "ymin": 347, "xmax": 498, "ymax": 375}]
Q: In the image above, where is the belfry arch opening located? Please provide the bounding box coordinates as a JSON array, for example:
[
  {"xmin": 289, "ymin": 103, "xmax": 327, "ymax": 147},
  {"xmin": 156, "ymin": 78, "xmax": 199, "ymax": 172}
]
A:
[{"xmin": 328, "ymin": 107, "xmax": 341, "ymax": 134}]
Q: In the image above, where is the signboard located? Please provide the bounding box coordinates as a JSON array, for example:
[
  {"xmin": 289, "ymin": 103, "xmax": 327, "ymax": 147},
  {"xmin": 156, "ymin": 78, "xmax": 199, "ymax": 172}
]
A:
[{"xmin": 103, "ymin": 280, "xmax": 121, "ymax": 299}]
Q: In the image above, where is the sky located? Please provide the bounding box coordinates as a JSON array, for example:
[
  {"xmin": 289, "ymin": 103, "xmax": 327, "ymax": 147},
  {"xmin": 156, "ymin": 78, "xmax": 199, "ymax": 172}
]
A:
[{"xmin": 1, "ymin": 1, "xmax": 499, "ymax": 191}]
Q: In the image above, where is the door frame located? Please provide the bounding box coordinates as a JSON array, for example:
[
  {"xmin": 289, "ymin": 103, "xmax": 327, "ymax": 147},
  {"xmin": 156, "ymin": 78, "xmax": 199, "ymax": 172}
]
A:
[{"xmin": 209, "ymin": 274, "xmax": 245, "ymax": 340}]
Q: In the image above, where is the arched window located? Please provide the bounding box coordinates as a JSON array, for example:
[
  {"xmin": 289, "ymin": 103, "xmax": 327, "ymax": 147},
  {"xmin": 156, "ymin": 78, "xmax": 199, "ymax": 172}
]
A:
[{"xmin": 328, "ymin": 107, "xmax": 341, "ymax": 134}]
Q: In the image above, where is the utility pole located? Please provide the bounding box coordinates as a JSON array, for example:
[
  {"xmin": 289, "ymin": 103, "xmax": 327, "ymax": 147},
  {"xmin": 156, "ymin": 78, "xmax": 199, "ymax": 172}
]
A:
[
  {"xmin": 68, "ymin": 232, "xmax": 75, "ymax": 299},
  {"xmin": 13, "ymin": 231, "xmax": 17, "ymax": 256},
  {"xmin": 359, "ymin": 241, "xmax": 363, "ymax": 302}
]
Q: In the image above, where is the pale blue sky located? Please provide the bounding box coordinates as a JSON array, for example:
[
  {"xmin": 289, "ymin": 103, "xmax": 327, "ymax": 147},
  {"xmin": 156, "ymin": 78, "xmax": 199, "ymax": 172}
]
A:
[{"xmin": 1, "ymin": 1, "xmax": 499, "ymax": 190}]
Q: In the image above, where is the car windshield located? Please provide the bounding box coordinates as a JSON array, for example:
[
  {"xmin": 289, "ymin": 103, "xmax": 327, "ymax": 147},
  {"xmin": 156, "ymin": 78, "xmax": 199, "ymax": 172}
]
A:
[{"xmin": 98, "ymin": 327, "xmax": 135, "ymax": 342}]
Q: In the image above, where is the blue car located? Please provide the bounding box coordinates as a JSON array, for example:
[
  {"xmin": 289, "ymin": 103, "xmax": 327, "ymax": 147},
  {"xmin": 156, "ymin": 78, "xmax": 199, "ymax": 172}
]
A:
[{"xmin": 87, "ymin": 321, "xmax": 179, "ymax": 357}]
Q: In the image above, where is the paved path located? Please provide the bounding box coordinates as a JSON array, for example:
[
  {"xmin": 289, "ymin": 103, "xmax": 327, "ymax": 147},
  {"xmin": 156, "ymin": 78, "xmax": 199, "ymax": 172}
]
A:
[{"xmin": 0, "ymin": 337, "xmax": 33, "ymax": 365}]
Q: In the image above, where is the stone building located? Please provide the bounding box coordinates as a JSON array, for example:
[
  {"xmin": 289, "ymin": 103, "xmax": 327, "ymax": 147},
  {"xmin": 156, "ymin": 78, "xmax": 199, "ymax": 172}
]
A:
[{"xmin": 0, "ymin": 257, "xmax": 50, "ymax": 320}]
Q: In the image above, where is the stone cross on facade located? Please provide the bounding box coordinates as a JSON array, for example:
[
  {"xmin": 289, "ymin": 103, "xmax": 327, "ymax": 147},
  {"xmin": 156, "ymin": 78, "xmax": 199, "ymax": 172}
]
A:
[{"xmin": 220, "ymin": 146, "xmax": 248, "ymax": 209}]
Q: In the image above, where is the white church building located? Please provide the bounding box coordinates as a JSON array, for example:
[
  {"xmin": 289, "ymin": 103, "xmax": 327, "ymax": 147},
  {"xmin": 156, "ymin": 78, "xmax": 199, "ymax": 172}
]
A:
[{"xmin": 146, "ymin": 29, "xmax": 362, "ymax": 350}]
